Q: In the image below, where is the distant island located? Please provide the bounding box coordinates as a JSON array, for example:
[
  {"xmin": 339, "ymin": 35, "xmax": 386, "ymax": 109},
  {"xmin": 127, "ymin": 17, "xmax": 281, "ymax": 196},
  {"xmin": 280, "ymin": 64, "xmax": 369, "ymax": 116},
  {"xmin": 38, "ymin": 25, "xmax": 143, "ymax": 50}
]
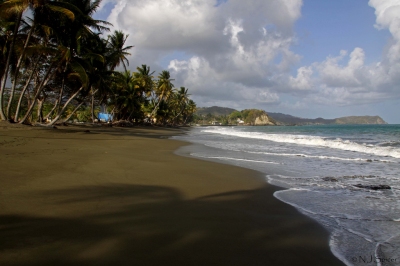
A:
[{"xmin": 195, "ymin": 106, "xmax": 388, "ymax": 126}]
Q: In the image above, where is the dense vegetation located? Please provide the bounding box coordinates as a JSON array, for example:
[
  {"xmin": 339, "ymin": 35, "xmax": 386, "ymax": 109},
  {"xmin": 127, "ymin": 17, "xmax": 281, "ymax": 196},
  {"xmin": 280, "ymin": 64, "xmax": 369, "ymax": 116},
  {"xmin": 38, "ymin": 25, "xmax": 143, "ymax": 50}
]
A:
[
  {"xmin": 0, "ymin": 0, "xmax": 196, "ymax": 126},
  {"xmin": 194, "ymin": 108, "xmax": 272, "ymax": 125},
  {"xmin": 195, "ymin": 106, "xmax": 388, "ymax": 125}
]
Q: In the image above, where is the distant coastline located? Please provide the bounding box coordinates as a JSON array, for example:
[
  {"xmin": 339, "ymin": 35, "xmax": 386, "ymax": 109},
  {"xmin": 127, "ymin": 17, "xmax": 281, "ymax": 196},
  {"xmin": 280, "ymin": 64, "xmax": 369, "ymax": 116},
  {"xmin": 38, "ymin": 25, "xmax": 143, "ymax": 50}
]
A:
[{"xmin": 195, "ymin": 106, "xmax": 388, "ymax": 126}]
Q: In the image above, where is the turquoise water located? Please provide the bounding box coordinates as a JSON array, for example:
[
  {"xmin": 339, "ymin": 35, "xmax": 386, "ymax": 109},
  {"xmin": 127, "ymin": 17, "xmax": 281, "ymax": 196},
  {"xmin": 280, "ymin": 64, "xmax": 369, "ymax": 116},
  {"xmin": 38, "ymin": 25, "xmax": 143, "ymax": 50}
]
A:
[{"xmin": 175, "ymin": 124, "xmax": 400, "ymax": 266}]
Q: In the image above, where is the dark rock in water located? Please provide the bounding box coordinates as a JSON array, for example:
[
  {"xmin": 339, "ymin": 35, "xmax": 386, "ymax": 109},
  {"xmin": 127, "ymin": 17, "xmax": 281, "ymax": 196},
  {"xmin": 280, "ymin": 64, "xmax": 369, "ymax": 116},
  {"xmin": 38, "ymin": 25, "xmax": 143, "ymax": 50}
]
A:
[
  {"xmin": 323, "ymin": 177, "xmax": 338, "ymax": 182},
  {"xmin": 344, "ymin": 175, "xmax": 376, "ymax": 179},
  {"xmin": 353, "ymin": 184, "xmax": 391, "ymax": 190},
  {"xmin": 366, "ymin": 159, "xmax": 373, "ymax": 162}
]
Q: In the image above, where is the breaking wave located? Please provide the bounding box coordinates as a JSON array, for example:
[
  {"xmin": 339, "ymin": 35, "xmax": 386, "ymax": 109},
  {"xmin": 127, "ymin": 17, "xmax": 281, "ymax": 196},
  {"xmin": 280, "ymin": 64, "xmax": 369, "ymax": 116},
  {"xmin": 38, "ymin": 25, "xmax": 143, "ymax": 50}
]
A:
[{"xmin": 202, "ymin": 128, "xmax": 400, "ymax": 159}]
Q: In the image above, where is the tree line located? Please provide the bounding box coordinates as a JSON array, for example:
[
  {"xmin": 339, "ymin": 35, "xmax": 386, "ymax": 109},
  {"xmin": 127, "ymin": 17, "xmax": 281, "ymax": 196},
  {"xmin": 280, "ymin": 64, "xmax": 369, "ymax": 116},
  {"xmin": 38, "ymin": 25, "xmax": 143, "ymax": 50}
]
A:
[
  {"xmin": 0, "ymin": 0, "xmax": 196, "ymax": 126},
  {"xmin": 193, "ymin": 109, "xmax": 273, "ymax": 125}
]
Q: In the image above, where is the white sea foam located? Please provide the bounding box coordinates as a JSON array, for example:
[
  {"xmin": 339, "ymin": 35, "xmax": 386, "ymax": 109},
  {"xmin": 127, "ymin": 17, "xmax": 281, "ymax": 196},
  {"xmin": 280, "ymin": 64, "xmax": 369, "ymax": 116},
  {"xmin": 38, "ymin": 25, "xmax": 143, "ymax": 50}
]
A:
[
  {"xmin": 202, "ymin": 128, "xmax": 400, "ymax": 159},
  {"xmin": 177, "ymin": 126, "xmax": 400, "ymax": 264},
  {"xmin": 246, "ymin": 151, "xmax": 394, "ymax": 163},
  {"xmin": 190, "ymin": 153, "xmax": 281, "ymax": 164}
]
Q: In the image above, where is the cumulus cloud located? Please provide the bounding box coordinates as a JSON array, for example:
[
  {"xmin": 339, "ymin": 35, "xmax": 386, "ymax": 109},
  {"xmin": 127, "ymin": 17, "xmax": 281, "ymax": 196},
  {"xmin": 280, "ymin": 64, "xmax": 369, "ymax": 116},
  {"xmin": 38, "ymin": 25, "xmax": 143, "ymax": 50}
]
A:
[
  {"xmin": 282, "ymin": 0, "xmax": 400, "ymax": 107},
  {"xmin": 100, "ymin": 0, "xmax": 400, "ymax": 111},
  {"xmin": 101, "ymin": 0, "xmax": 302, "ymax": 107}
]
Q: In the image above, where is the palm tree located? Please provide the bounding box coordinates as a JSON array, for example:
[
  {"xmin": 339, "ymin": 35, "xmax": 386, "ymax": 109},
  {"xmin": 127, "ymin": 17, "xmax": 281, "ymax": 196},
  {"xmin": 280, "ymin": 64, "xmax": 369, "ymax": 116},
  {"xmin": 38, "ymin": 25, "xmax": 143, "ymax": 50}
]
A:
[
  {"xmin": 0, "ymin": 0, "xmax": 75, "ymax": 121},
  {"xmin": 183, "ymin": 99, "xmax": 197, "ymax": 124},
  {"xmin": 133, "ymin": 64, "xmax": 154, "ymax": 97},
  {"xmin": 171, "ymin": 87, "xmax": 190, "ymax": 125},
  {"xmin": 149, "ymin": 70, "xmax": 174, "ymax": 121},
  {"xmin": 54, "ymin": 0, "xmax": 111, "ymax": 123},
  {"xmin": 110, "ymin": 70, "xmax": 143, "ymax": 121},
  {"xmin": 86, "ymin": 30, "xmax": 132, "ymax": 122},
  {"xmin": 106, "ymin": 30, "xmax": 133, "ymax": 71},
  {"xmin": 47, "ymin": 56, "xmax": 91, "ymax": 126}
]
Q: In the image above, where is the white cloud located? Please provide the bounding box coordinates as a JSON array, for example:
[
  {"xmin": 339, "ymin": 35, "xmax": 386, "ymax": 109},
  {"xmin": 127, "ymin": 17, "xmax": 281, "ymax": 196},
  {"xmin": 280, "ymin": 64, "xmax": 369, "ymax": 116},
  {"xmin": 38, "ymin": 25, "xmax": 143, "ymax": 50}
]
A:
[
  {"xmin": 369, "ymin": 0, "xmax": 400, "ymax": 64},
  {"xmin": 100, "ymin": 0, "xmax": 400, "ymax": 112},
  {"xmin": 282, "ymin": 1, "xmax": 400, "ymax": 107},
  {"xmin": 288, "ymin": 66, "xmax": 313, "ymax": 91},
  {"xmin": 317, "ymin": 47, "xmax": 366, "ymax": 88},
  {"xmin": 102, "ymin": 0, "xmax": 302, "ymax": 107}
]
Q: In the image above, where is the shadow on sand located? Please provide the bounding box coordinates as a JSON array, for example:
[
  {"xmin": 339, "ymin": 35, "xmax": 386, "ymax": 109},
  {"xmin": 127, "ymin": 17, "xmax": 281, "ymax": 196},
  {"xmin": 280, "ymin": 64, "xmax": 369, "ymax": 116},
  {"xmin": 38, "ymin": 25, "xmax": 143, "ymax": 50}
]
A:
[{"xmin": 0, "ymin": 184, "xmax": 343, "ymax": 266}]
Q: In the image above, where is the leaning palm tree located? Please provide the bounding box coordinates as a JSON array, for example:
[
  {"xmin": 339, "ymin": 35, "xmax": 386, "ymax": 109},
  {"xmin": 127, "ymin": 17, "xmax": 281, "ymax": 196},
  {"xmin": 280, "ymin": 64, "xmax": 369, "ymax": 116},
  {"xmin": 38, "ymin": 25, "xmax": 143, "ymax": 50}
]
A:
[
  {"xmin": 171, "ymin": 87, "xmax": 190, "ymax": 125},
  {"xmin": 48, "ymin": 57, "xmax": 91, "ymax": 126},
  {"xmin": 54, "ymin": 0, "xmax": 111, "ymax": 122},
  {"xmin": 149, "ymin": 70, "xmax": 174, "ymax": 121},
  {"xmin": 0, "ymin": 0, "xmax": 75, "ymax": 121},
  {"xmin": 183, "ymin": 99, "xmax": 197, "ymax": 124}
]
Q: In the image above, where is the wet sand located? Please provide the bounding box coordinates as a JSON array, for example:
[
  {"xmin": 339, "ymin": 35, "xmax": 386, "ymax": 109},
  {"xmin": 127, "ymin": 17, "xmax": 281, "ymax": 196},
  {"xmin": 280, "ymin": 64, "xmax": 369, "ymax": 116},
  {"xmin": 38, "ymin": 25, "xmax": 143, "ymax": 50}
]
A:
[{"xmin": 0, "ymin": 122, "xmax": 344, "ymax": 265}]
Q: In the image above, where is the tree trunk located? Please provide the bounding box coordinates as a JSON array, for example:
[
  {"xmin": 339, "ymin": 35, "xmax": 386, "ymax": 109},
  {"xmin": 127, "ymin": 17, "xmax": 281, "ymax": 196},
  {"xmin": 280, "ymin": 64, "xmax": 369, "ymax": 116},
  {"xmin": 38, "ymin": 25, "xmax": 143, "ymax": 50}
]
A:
[
  {"xmin": 0, "ymin": 12, "xmax": 22, "ymax": 121},
  {"xmin": 172, "ymin": 104, "xmax": 186, "ymax": 125},
  {"xmin": 49, "ymin": 86, "xmax": 84, "ymax": 126},
  {"xmin": 14, "ymin": 57, "xmax": 41, "ymax": 122},
  {"xmin": 149, "ymin": 92, "xmax": 164, "ymax": 122},
  {"xmin": 63, "ymin": 101, "xmax": 84, "ymax": 123},
  {"xmin": 36, "ymin": 97, "xmax": 45, "ymax": 123},
  {"xmin": 91, "ymin": 88, "xmax": 96, "ymax": 122},
  {"xmin": 6, "ymin": 23, "xmax": 35, "ymax": 120},
  {"xmin": 44, "ymin": 99, "xmax": 59, "ymax": 122},
  {"xmin": 56, "ymin": 63, "xmax": 68, "ymax": 116},
  {"xmin": 19, "ymin": 61, "xmax": 59, "ymax": 124}
]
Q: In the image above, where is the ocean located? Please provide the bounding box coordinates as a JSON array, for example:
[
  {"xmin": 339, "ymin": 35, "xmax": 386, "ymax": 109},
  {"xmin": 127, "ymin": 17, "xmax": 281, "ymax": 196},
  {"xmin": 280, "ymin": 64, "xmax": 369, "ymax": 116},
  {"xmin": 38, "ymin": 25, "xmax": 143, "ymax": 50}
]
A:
[{"xmin": 173, "ymin": 124, "xmax": 400, "ymax": 266}]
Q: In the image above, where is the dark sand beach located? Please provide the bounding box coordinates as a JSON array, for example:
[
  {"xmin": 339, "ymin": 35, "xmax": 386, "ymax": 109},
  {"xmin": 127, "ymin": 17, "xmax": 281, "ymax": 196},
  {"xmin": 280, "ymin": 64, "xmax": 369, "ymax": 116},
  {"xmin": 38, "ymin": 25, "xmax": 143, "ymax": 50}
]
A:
[{"xmin": 0, "ymin": 122, "xmax": 344, "ymax": 265}]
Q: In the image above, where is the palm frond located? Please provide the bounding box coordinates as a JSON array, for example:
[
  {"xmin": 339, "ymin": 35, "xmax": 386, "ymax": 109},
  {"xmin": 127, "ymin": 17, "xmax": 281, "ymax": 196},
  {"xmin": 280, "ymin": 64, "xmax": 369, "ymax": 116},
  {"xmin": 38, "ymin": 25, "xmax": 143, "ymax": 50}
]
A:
[
  {"xmin": 48, "ymin": 5, "xmax": 75, "ymax": 21},
  {"xmin": 69, "ymin": 60, "xmax": 89, "ymax": 88}
]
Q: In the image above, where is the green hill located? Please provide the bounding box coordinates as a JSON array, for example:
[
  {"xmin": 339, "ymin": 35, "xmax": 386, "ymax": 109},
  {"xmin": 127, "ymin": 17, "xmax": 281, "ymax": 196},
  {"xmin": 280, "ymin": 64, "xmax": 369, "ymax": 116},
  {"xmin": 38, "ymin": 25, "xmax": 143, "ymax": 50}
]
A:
[
  {"xmin": 334, "ymin": 116, "xmax": 387, "ymax": 124},
  {"xmin": 196, "ymin": 107, "xmax": 388, "ymax": 125},
  {"xmin": 196, "ymin": 106, "xmax": 237, "ymax": 116}
]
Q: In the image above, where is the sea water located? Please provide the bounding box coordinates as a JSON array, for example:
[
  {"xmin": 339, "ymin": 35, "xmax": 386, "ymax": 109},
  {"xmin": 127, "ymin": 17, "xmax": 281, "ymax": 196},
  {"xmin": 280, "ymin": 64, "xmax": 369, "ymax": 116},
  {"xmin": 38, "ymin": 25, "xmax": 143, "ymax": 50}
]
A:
[{"xmin": 173, "ymin": 124, "xmax": 400, "ymax": 266}]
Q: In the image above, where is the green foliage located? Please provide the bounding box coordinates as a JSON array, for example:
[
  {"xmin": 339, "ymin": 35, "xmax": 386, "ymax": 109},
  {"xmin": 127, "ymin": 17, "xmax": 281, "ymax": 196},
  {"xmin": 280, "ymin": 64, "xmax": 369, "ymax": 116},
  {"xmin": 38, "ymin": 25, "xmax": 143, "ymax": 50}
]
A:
[
  {"xmin": 0, "ymin": 0, "xmax": 197, "ymax": 125},
  {"xmin": 241, "ymin": 109, "xmax": 265, "ymax": 125},
  {"xmin": 229, "ymin": 111, "xmax": 242, "ymax": 121},
  {"xmin": 193, "ymin": 108, "xmax": 270, "ymax": 125},
  {"xmin": 76, "ymin": 107, "xmax": 91, "ymax": 122}
]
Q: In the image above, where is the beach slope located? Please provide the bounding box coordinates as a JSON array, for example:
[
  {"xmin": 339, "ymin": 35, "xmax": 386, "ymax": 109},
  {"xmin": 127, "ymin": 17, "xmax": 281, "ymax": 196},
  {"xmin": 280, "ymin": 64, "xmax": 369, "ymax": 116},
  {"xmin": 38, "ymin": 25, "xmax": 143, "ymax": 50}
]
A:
[{"xmin": 0, "ymin": 123, "xmax": 343, "ymax": 265}]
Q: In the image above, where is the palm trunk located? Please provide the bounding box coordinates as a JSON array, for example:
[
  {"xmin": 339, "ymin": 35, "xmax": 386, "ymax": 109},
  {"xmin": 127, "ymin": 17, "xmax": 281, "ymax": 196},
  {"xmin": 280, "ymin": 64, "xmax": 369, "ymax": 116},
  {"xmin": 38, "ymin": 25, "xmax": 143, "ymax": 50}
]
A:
[
  {"xmin": 19, "ymin": 61, "xmax": 59, "ymax": 124},
  {"xmin": 0, "ymin": 12, "xmax": 22, "ymax": 121},
  {"xmin": 56, "ymin": 63, "xmax": 68, "ymax": 116},
  {"xmin": 172, "ymin": 104, "xmax": 186, "ymax": 125},
  {"xmin": 49, "ymin": 86, "xmax": 84, "ymax": 126},
  {"xmin": 36, "ymin": 97, "xmax": 45, "ymax": 123},
  {"xmin": 43, "ymin": 99, "xmax": 58, "ymax": 122},
  {"xmin": 64, "ymin": 89, "xmax": 98, "ymax": 122},
  {"xmin": 6, "ymin": 23, "xmax": 35, "ymax": 120},
  {"xmin": 90, "ymin": 88, "xmax": 96, "ymax": 122},
  {"xmin": 149, "ymin": 92, "xmax": 164, "ymax": 121},
  {"xmin": 14, "ymin": 57, "xmax": 41, "ymax": 122},
  {"xmin": 63, "ymin": 101, "xmax": 84, "ymax": 123},
  {"xmin": 127, "ymin": 108, "xmax": 136, "ymax": 121}
]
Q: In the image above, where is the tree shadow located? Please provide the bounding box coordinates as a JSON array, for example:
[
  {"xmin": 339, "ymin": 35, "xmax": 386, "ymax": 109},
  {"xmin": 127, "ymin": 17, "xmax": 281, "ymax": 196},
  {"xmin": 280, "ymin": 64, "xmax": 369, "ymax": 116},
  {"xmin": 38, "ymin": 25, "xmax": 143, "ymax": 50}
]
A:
[
  {"xmin": 0, "ymin": 125, "xmax": 186, "ymax": 141},
  {"xmin": 0, "ymin": 184, "xmax": 344, "ymax": 266}
]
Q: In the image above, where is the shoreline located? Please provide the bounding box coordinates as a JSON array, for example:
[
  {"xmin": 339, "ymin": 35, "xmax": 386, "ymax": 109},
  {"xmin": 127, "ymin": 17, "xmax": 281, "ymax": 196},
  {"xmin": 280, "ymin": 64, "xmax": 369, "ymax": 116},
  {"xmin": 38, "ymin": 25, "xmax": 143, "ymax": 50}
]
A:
[{"xmin": 0, "ymin": 122, "xmax": 343, "ymax": 265}]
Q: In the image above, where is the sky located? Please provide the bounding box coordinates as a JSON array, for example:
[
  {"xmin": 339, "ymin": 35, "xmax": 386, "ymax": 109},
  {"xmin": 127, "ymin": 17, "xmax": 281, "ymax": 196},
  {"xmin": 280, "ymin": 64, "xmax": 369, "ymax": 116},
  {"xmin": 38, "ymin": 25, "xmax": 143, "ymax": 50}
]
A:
[{"xmin": 95, "ymin": 0, "xmax": 400, "ymax": 123}]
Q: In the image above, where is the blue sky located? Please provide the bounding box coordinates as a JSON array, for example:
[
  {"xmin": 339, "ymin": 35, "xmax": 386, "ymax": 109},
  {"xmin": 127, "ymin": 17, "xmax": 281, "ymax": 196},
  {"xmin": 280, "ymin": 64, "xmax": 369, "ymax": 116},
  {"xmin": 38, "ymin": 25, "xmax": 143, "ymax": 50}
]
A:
[
  {"xmin": 294, "ymin": 0, "xmax": 390, "ymax": 66},
  {"xmin": 96, "ymin": 0, "xmax": 400, "ymax": 123}
]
